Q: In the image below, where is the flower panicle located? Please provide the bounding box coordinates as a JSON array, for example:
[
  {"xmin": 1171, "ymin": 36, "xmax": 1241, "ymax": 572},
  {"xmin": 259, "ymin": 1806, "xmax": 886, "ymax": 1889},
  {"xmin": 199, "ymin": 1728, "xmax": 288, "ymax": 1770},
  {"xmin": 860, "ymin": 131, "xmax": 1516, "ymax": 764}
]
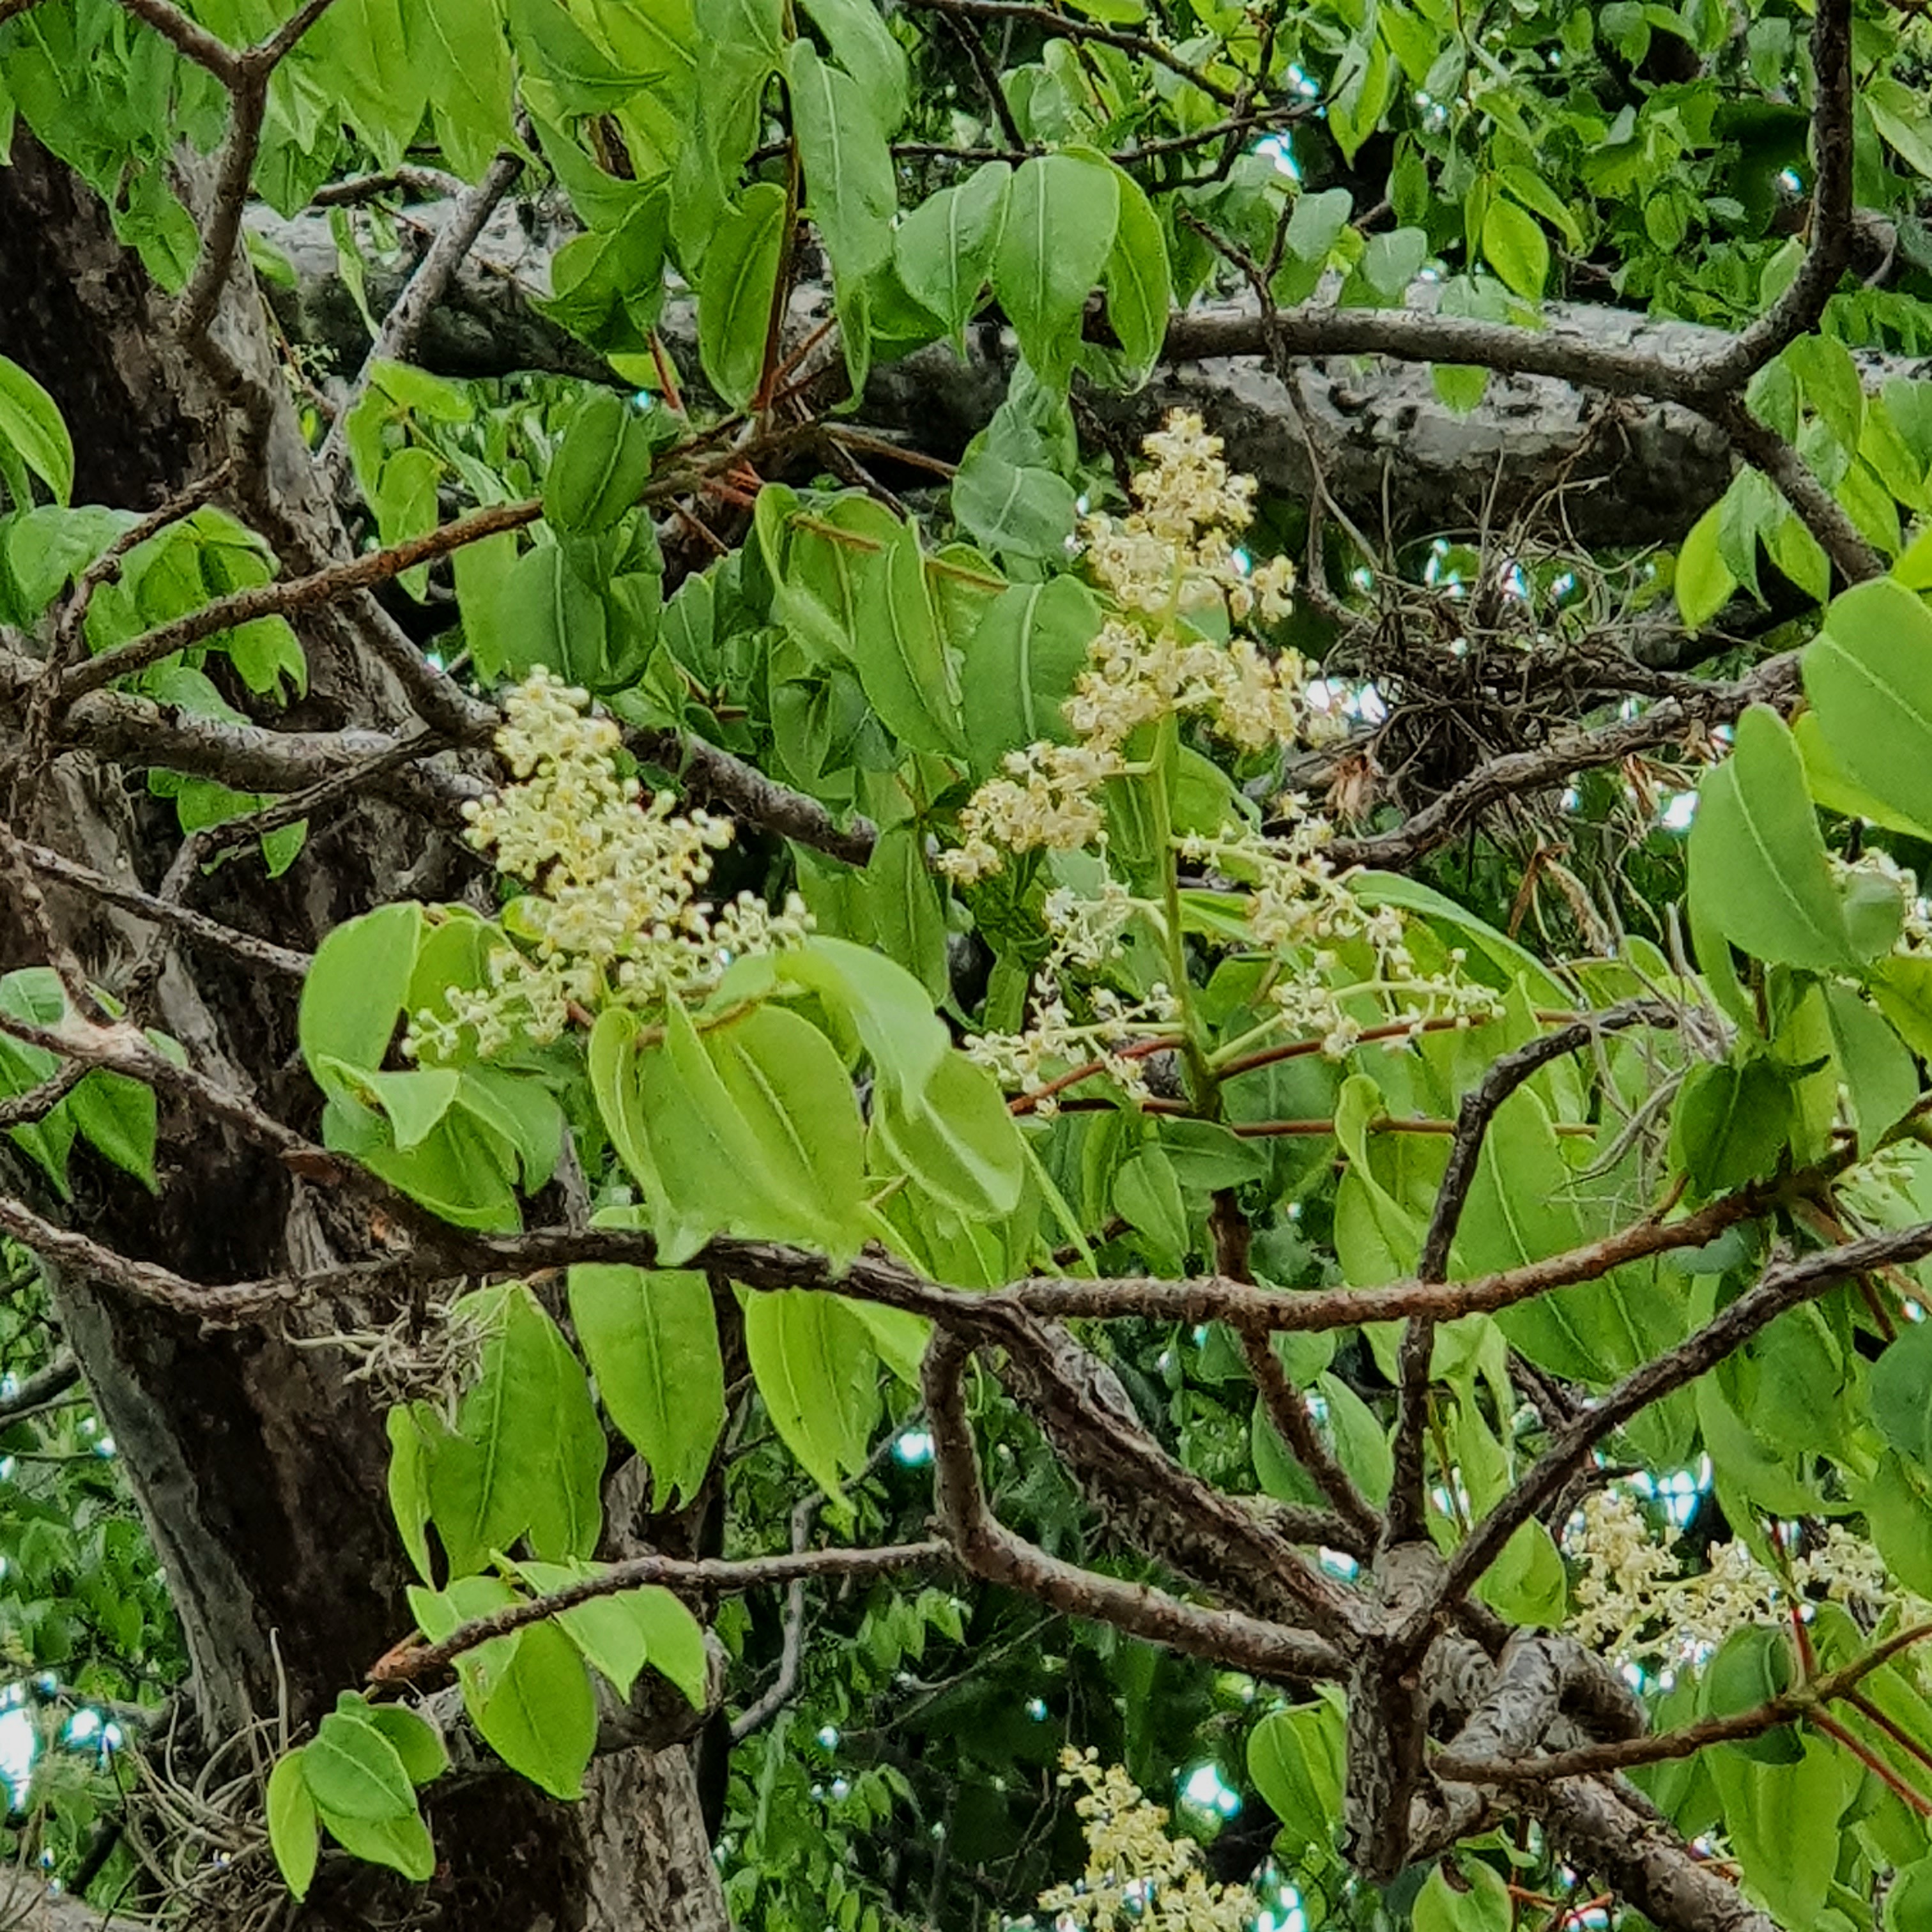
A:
[{"xmin": 404, "ymin": 670, "xmax": 809, "ymax": 1061}]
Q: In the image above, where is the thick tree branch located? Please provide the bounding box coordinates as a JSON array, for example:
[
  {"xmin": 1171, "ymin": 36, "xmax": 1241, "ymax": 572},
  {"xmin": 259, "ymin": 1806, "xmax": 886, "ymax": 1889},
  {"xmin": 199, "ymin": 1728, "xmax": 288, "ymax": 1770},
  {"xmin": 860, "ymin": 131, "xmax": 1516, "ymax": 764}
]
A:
[{"xmin": 922, "ymin": 1328, "xmax": 1347, "ymax": 1682}]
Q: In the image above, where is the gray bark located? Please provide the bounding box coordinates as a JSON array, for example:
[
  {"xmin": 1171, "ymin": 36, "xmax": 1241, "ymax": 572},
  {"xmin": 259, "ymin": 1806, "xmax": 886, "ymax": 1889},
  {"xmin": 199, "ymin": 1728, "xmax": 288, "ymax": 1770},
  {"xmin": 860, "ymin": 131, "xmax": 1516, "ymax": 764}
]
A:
[
  {"xmin": 249, "ymin": 192, "xmax": 1932, "ymax": 552},
  {"xmin": 0, "ymin": 133, "xmax": 726, "ymax": 1932}
]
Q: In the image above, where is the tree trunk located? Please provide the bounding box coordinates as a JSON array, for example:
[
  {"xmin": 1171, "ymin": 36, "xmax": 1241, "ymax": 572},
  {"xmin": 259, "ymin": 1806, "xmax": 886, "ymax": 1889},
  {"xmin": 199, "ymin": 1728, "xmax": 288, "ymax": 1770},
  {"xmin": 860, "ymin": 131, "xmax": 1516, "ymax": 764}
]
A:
[{"xmin": 0, "ymin": 131, "xmax": 728, "ymax": 1932}]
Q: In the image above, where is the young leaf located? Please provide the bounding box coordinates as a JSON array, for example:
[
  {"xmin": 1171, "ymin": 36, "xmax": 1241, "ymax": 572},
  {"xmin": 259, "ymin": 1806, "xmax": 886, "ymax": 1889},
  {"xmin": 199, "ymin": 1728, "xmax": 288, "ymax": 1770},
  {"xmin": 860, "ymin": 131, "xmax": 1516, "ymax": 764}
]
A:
[
  {"xmin": 460, "ymin": 1616, "xmax": 600, "ymax": 1800},
  {"xmin": 300, "ymin": 1707, "xmax": 418, "ymax": 1822},
  {"xmin": 266, "ymin": 1751, "xmax": 319, "ymax": 1901},
  {"xmin": 699, "ymin": 184, "xmax": 789, "ymax": 411},
  {"xmin": 743, "ymin": 1289, "xmax": 878, "ymax": 1498},
  {"xmin": 544, "ymin": 389, "xmax": 653, "ymax": 534},
  {"xmin": 1687, "ymin": 705, "xmax": 1854, "ymax": 970},
  {"xmin": 0, "ymin": 355, "xmax": 73, "ymax": 505},
  {"xmin": 991, "ymin": 152, "xmax": 1119, "ymax": 387},
  {"xmin": 1804, "ymin": 578, "xmax": 1932, "ymax": 841},
  {"xmin": 567, "ymin": 1262, "xmax": 725, "ymax": 1508},
  {"xmin": 300, "ymin": 903, "xmax": 424, "ymax": 1083}
]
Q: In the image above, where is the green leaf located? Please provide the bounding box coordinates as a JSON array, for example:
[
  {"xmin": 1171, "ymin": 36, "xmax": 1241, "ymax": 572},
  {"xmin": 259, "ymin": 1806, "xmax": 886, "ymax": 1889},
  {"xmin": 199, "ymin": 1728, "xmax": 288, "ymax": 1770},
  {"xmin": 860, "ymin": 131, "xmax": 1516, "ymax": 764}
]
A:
[
  {"xmin": 1823, "ymin": 983, "xmax": 1919, "ymax": 1153},
  {"xmin": 516, "ymin": 1562, "xmax": 709, "ymax": 1705},
  {"xmin": 1705, "ymin": 1735, "xmax": 1845, "ymax": 1928},
  {"xmin": 1669, "ymin": 1059, "xmax": 1790, "ymax": 1198},
  {"xmin": 699, "ymin": 184, "xmax": 789, "ymax": 410},
  {"xmin": 68, "ymin": 1069, "xmax": 157, "ymax": 1188},
  {"xmin": 409, "ymin": 0, "xmax": 516, "ymax": 177},
  {"xmin": 1864, "ymin": 1452, "xmax": 1932, "ymax": 1598},
  {"xmin": 816, "ymin": 498, "xmax": 964, "ymax": 755},
  {"xmin": 1866, "ymin": 76, "xmax": 1932, "ymax": 183},
  {"xmin": 864, "ymin": 822, "xmax": 949, "ymax": 1002},
  {"xmin": 775, "ymin": 935, "xmax": 949, "ymax": 1102},
  {"xmin": 301, "ymin": 1708, "xmax": 417, "ymax": 1822},
  {"xmin": 453, "ymin": 530, "xmax": 521, "ymax": 684},
  {"xmin": 1480, "ymin": 196, "xmax": 1548, "ymax": 301},
  {"xmin": 1804, "ymin": 578, "xmax": 1932, "ymax": 841},
  {"xmin": 1100, "ymin": 162, "xmax": 1170, "ymax": 378},
  {"xmin": 1872, "ymin": 1324, "xmax": 1932, "ymax": 1469},
  {"xmin": 1687, "ymin": 705, "xmax": 1855, "ymax": 970},
  {"xmin": 358, "ymin": 1699, "xmax": 448, "ymax": 1786},
  {"xmin": 544, "ymin": 390, "xmax": 652, "ymax": 533},
  {"xmin": 0, "ymin": 356, "xmax": 73, "ymax": 505},
  {"xmin": 387, "ymin": 1404, "xmax": 437, "ymax": 1584},
  {"xmin": 266, "ymin": 1751, "xmax": 319, "ymax": 1900},
  {"xmin": 950, "ymin": 444, "xmax": 1078, "ymax": 560},
  {"xmin": 962, "ymin": 577, "xmax": 1100, "ymax": 778},
  {"xmin": 1414, "ymin": 1860, "xmax": 1512, "ymax": 1932},
  {"xmin": 567, "ymin": 1264, "xmax": 724, "ymax": 1508},
  {"xmin": 1246, "ymin": 1693, "xmax": 1343, "ymax": 1860},
  {"xmin": 992, "ymin": 152, "xmax": 1119, "ymax": 388},
  {"xmin": 744, "ymin": 1289, "xmax": 878, "ymax": 1498},
  {"xmin": 1675, "ymin": 502, "xmax": 1736, "ymax": 630},
  {"xmin": 431, "ymin": 1284, "xmax": 604, "ymax": 1572},
  {"xmin": 505, "ymin": 0, "xmax": 637, "ymax": 108},
  {"xmin": 874, "ymin": 1048, "xmax": 1025, "ymax": 1217},
  {"xmin": 300, "ymin": 903, "xmax": 423, "ymax": 1085},
  {"xmin": 799, "ymin": 0, "xmax": 908, "ymax": 125},
  {"xmin": 498, "ymin": 541, "xmax": 608, "ymax": 686},
  {"xmin": 316, "ymin": 1805, "xmax": 435, "ymax": 1883},
  {"xmin": 461, "ymin": 1618, "xmax": 598, "ymax": 1799},
  {"xmin": 1788, "ymin": 334, "xmax": 1864, "ymax": 456},
  {"xmin": 894, "ymin": 162, "xmax": 1009, "ymax": 339},
  {"xmin": 789, "ymin": 39, "xmax": 895, "ymax": 284}
]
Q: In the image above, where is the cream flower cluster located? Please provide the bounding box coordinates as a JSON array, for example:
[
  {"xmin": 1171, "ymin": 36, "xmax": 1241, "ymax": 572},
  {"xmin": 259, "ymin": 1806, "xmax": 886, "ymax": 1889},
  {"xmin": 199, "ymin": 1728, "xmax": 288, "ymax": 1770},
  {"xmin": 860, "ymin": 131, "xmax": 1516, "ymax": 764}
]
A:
[
  {"xmin": 940, "ymin": 413, "xmax": 1307, "ymax": 887},
  {"xmin": 1022, "ymin": 1748, "xmax": 1258, "ymax": 1932},
  {"xmin": 965, "ymin": 976, "xmax": 1182, "ymax": 1111},
  {"xmin": 1567, "ymin": 1488, "xmax": 1924, "ymax": 1668},
  {"xmin": 1182, "ymin": 816, "xmax": 1497, "ymax": 1057},
  {"xmin": 406, "ymin": 670, "xmax": 808, "ymax": 1059}
]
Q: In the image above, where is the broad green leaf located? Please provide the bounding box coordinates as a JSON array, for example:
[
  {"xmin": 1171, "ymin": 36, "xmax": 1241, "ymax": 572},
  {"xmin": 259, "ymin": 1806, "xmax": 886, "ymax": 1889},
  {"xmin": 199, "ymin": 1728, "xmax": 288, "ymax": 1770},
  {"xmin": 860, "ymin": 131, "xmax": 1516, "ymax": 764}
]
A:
[
  {"xmin": 453, "ymin": 529, "xmax": 521, "ymax": 684},
  {"xmin": 1480, "ymin": 196, "xmax": 1548, "ymax": 301},
  {"xmin": 266, "ymin": 1751, "xmax": 319, "ymax": 1900},
  {"xmin": 1688, "ymin": 705, "xmax": 1855, "ymax": 970},
  {"xmin": 874, "ymin": 1048, "xmax": 1025, "ymax": 1218},
  {"xmin": 386, "ymin": 1404, "xmax": 437, "ymax": 1584},
  {"xmin": 1823, "ymin": 983, "xmax": 1918, "ymax": 1153},
  {"xmin": 800, "ymin": 0, "xmax": 908, "ymax": 125},
  {"xmin": 701, "ymin": 1000, "xmax": 871, "ymax": 1258},
  {"xmin": 0, "ymin": 355, "xmax": 73, "ymax": 505},
  {"xmin": 1805, "ymin": 578, "xmax": 1932, "ymax": 841},
  {"xmin": 301, "ymin": 1709, "xmax": 417, "ymax": 1823},
  {"xmin": 776, "ymin": 935, "xmax": 949, "ymax": 1101},
  {"xmin": 1705, "ymin": 1735, "xmax": 1845, "ymax": 1929},
  {"xmin": 544, "ymin": 389, "xmax": 653, "ymax": 533},
  {"xmin": 498, "ymin": 541, "xmax": 608, "ymax": 686},
  {"xmin": 300, "ymin": 903, "xmax": 423, "ymax": 1083},
  {"xmin": 699, "ymin": 183, "xmax": 789, "ymax": 410},
  {"xmin": 363, "ymin": 1705, "xmax": 448, "ymax": 1786},
  {"xmin": 864, "ymin": 823, "xmax": 949, "ymax": 1002},
  {"xmin": 992, "ymin": 153, "xmax": 1119, "ymax": 387},
  {"xmin": 1864, "ymin": 1452, "xmax": 1932, "ymax": 1598},
  {"xmin": 68, "ymin": 1069, "xmax": 157, "ymax": 1188},
  {"xmin": 1675, "ymin": 502, "xmax": 1735, "ymax": 630},
  {"xmin": 1100, "ymin": 162, "xmax": 1170, "ymax": 378},
  {"xmin": 567, "ymin": 1264, "xmax": 725, "ymax": 1508},
  {"xmin": 516, "ymin": 1562, "xmax": 710, "ymax": 1705},
  {"xmin": 894, "ymin": 162, "xmax": 1009, "ymax": 339},
  {"xmin": 505, "ymin": 0, "xmax": 637, "ymax": 108},
  {"xmin": 788, "ymin": 40, "xmax": 896, "ymax": 283},
  {"xmin": 816, "ymin": 497, "xmax": 963, "ymax": 754},
  {"xmin": 315, "ymin": 1804, "xmax": 435, "ymax": 1883},
  {"xmin": 950, "ymin": 443, "xmax": 1078, "ymax": 559},
  {"xmin": 962, "ymin": 578, "xmax": 1101, "ymax": 776},
  {"xmin": 410, "ymin": 0, "xmax": 515, "ymax": 176},
  {"xmin": 1872, "ymin": 1325, "xmax": 1932, "ymax": 1470},
  {"xmin": 455, "ymin": 1618, "xmax": 598, "ymax": 1799},
  {"xmin": 1669, "ymin": 1059, "xmax": 1790, "ymax": 1199},
  {"xmin": 1246, "ymin": 1693, "xmax": 1343, "ymax": 1860},
  {"xmin": 1414, "ymin": 1860, "xmax": 1512, "ymax": 1932},
  {"xmin": 744, "ymin": 1289, "xmax": 878, "ymax": 1497},
  {"xmin": 431, "ymin": 1284, "xmax": 604, "ymax": 1572}
]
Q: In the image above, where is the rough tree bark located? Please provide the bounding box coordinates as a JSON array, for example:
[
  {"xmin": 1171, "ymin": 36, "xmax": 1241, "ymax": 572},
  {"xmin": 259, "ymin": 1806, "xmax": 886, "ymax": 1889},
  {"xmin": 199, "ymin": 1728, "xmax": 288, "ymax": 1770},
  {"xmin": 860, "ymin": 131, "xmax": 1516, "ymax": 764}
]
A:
[
  {"xmin": 250, "ymin": 192, "xmax": 1932, "ymax": 557},
  {"xmin": 0, "ymin": 131, "xmax": 729, "ymax": 1932}
]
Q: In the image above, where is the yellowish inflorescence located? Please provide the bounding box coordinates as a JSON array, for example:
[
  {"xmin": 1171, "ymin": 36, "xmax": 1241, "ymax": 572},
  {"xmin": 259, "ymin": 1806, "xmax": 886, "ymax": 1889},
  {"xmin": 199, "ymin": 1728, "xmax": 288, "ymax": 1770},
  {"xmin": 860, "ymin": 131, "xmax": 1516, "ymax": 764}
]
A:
[
  {"xmin": 953, "ymin": 411, "xmax": 1496, "ymax": 1104},
  {"xmin": 1016, "ymin": 1749, "xmax": 1259, "ymax": 1932},
  {"xmin": 1566, "ymin": 1487, "xmax": 1925, "ymax": 1669},
  {"xmin": 405, "ymin": 669, "xmax": 809, "ymax": 1061}
]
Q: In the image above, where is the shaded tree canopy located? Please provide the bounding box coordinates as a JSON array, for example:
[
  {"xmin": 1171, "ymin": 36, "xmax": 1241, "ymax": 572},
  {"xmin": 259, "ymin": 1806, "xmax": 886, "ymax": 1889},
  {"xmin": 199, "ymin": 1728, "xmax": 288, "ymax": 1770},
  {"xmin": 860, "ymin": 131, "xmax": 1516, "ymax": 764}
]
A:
[{"xmin": 12, "ymin": 1, "xmax": 1932, "ymax": 1929}]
